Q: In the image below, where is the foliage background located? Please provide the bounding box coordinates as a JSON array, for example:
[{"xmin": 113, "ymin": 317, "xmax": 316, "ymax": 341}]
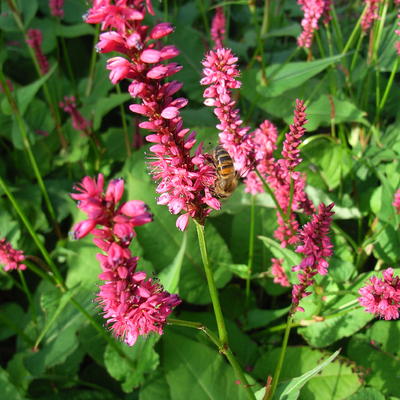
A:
[{"xmin": 0, "ymin": 0, "xmax": 400, "ymax": 399}]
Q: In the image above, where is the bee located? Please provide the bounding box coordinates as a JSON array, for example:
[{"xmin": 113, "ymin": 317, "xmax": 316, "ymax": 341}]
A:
[{"xmin": 212, "ymin": 145, "xmax": 239, "ymax": 198}]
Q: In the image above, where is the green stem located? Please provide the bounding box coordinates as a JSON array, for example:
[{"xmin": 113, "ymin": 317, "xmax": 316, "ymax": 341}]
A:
[
  {"xmin": 379, "ymin": 57, "xmax": 399, "ymax": 111},
  {"xmin": 7, "ymin": 0, "xmax": 67, "ymax": 149},
  {"xmin": 254, "ymin": 168, "xmax": 286, "ymax": 220},
  {"xmin": 169, "ymin": 318, "xmax": 256, "ymax": 400},
  {"xmin": 116, "ymin": 84, "xmax": 131, "ymax": 157},
  {"xmin": 264, "ymin": 315, "xmax": 293, "ymax": 400},
  {"xmin": 18, "ymin": 269, "xmax": 37, "ymax": 322},
  {"xmin": 260, "ymin": 0, "xmax": 270, "ymax": 37},
  {"xmin": 341, "ymin": 5, "xmax": 366, "ymax": 56},
  {"xmin": 0, "ymin": 66, "xmax": 62, "ymax": 239},
  {"xmin": 85, "ymin": 24, "xmax": 100, "ymax": 97},
  {"xmin": 59, "ymin": 36, "xmax": 77, "ymax": 97},
  {"xmin": 371, "ymin": 0, "xmax": 389, "ymax": 64},
  {"xmin": 0, "ymin": 176, "xmax": 64, "ymax": 287},
  {"xmin": 246, "ymin": 195, "xmax": 256, "ymax": 306},
  {"xmin": 194, "ymin": 220, "xmax": 228, "ymax": 346},
  {"xmin": 196, "ymin": 0, "xmax": 209, "ymax": 38},
  {"xmin": 350, "ymin": 30, "xmax": 365, "ymax": 72}
]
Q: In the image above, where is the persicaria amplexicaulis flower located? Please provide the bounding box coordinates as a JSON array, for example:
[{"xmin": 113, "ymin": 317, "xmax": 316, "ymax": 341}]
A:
[
  {"xmin": 49, "ymin": 0, "xmax": 64, "ymax": 18},
  {"xmin": 297, "ymin": 0, "xmax": 331, "ymax": 48},
  {"xmin": 0, "ymin": 238, "xmax": 27, "ymax": 272},
  {"xmin": 393, "ymin": 189, "xmax": 400, "ymax": 214},
  {"xmin": 358, "ymin": 268, "xmax": 400, "ymax": 320},
  {"xmin": 291, "ymin": 202, "xmax": 334, "ymax": 312},
  {"xmin": 361, "ymin": 0, "xmax": 382, "ymax": 32},
  {"xmin": 26, "ymin": 29, "xmax": 49, "ymax": 75},
  {"xmin": 271, "ymin": 258, "xmax": 290, "ymax": 287},
  {"xmin": 258, "ymin": 100, "xmax": 314, "ymax": 247},
  {"xmin": 201, "ymin": 48, "xmax": 254, "ymax": 175},
  {"xmin": 71, "ymin": 174, "xmax": 181, "ymax": 345},
  {"xmin": 60, "ymin": 96, "xmax": 91, "ymax": 132},
  {"xmin": 85, "ymin": 0, "xmax": 220, "ymax": 231},
  {"xmin": 211, "ymin": 7, "xmax": 226, "ymax": 49}
]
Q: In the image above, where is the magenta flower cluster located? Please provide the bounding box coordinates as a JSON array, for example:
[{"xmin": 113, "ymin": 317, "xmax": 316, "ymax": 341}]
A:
[
  {"xmin": 201, "ymin": 48, "xmax": 254, "ymax": 175},
  {"xmin": 26, "ymin": 29, "xmax": 49, "ymax": 75},
  {"xmin": 394, "ymin": 189, "xmax": 400, "ymax": 214},
  {"xmin": 271, "ymin": 258, "xmax": 290, "ymax": 287},
  {"xmin": 359, "ymin": 268, "xmax": 400, "ymax": 320},
  {"xmin": 85, "ymin": 0, "xmax": 220, "ymax": 231},
  {"xmin": 71, "ymin": 174, "xmax": 180, "ymax": 345},
  {"xmin": 0, "ymin": 238, "xmax": 26, "ymax": 272},
  {"xmin": 291, "ymin": 203, "xmax": 334, "ymax": 312},
  {"xmin": 297, "ymin": 0, "xmax": 331, "ymax": 48},
  {"xmin": 264, "ymin": 99, "xmax": 315, "ymax": 247},
  {"xmin": 60, "ymin": 96, "xmax": 91, "ymax": 132},
  {"xmin": 49, "ymin": 0, "xmax": 64, "ymax": 18},
  {"xmin": 211, "ymin": 7, "xmax": 226, "ymax": 49},
  {"xmin": 361, "ymin": 0, "xmax": 382, "ymax": 31}
]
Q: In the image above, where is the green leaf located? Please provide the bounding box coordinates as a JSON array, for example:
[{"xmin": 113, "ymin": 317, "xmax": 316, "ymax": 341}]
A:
[
  {"xmin": 92, "ymin": 93, "xmax": 131, "ymax": 130},
  {"xmin": 104, "ymin": 336, "xmax": 159, "ymax": 393},
  {"xmin": 65, "ymin": 237, "xmax": 100, "ymax": 290},
  {"xmin": 242, "ymin": 307, "xmax": 290, "ymax": 331},
  {"xmin": 243, "ymin": 54, "xmax": 345, "ymax": 98},
  {"xmin": 24, "ymin": 283, "xmax": 90, "ymax": 375},
  {"xmin": 368, "ymin": 320, "xmax": 400, "ymax": 356},
  {"xmin": 139, "ymin": 372, "xmax": 171, "ymax": 400},
  {"xmin": 0, "ymin": 303, "xmax": 27, "ymax": 341},
  {"xmin": 258, "ymin": 236, "xmax": 301, "ymax": 268},
  {"xmin": 254, "ymin": 347, "xmax": 361, "ymax": 400},
  {"xmin": 158, "ymin": 231, "xmax": 187, "ymax": 293},
  {"xmin": 306, "ymin": 95, "xmax": 368, "ymax": 131},
  {"xmin": 1, "ymin": 64, "xmax": 56, "ymax": 116},
  {"xmin": 163, "ymin": 330, "xmax": 254, "ymax": 400},
  {"xmin": 348, "ymin": 387, "xmax": 386, "ymax": 400},
  {"xmin": 348, "ymin": 334, "xmax": 400, "ymax": 397},
  {"xmin": 276, "ymin": 349, "xmax": 341, "ymax": 400},
  {"xmin": 297, "ymin": 273, "xmax": 375, "ymax": 347},
  {"xmin": 55, "ymin": 23, "xmax": 95, "ymax": 38},
  {"xmin": 0, "ymin": 367, "xmax": 27, "ymax": 400},
  {"xmin": 227, "ymin": 263, "xmax": 249, "ymax": 279},
  {"xmin": 302, "ymin": 139, "xmax": 353, "ymax": 190}
]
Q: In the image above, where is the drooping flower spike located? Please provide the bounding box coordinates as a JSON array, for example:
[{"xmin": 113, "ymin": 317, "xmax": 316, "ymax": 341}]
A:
[
  {"xmin": 85, "ymin": 0, "xmax": 220, "ymax": 231},
  {"xmin": 60, "ymin": 96, "xmax": 91, "ymax": 132},
  {"xmin": 71, "ymin": 174, "xmax": 181, "ymax": 345}
]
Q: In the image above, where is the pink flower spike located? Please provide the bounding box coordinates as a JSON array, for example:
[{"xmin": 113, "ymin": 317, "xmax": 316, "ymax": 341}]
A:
[
  {"xmin": 297, "ymin": 0, "xmax": 331, "ymax": 48},
  {"xmin": 0, "ymin": 238, "xmax": 27, "ymax": 272},
  {"xmin": 26, "ymin": 29, "xmax": 49, "ymax": 74},
  {"xmin": 361, "ymin": 0, "xmax": 382, "ymax": 32},
  {"xmin": 49, "ymin": 0, "xmax": 64, "ymax": 18},
  {"xmin": 291, "ymin": 203, "xmax": 334, "ymax": 312},
  {"xmin": 211, "ymin": 7, "xmax": 226, "ymax": 49},
  {"xmin": 271, "ymin": 258, "xmax": 290, "ymax": 287},
  {"xmin": 393, "ymin": 189, "xmax": 400, "ymax": 214},
  {"xmin": 358, "ymin": 268, "xmax": 400, "ymax": 320},
  {"xmin": 59, "ymin": 96, "xmax": 91, "ymax": 132}
]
